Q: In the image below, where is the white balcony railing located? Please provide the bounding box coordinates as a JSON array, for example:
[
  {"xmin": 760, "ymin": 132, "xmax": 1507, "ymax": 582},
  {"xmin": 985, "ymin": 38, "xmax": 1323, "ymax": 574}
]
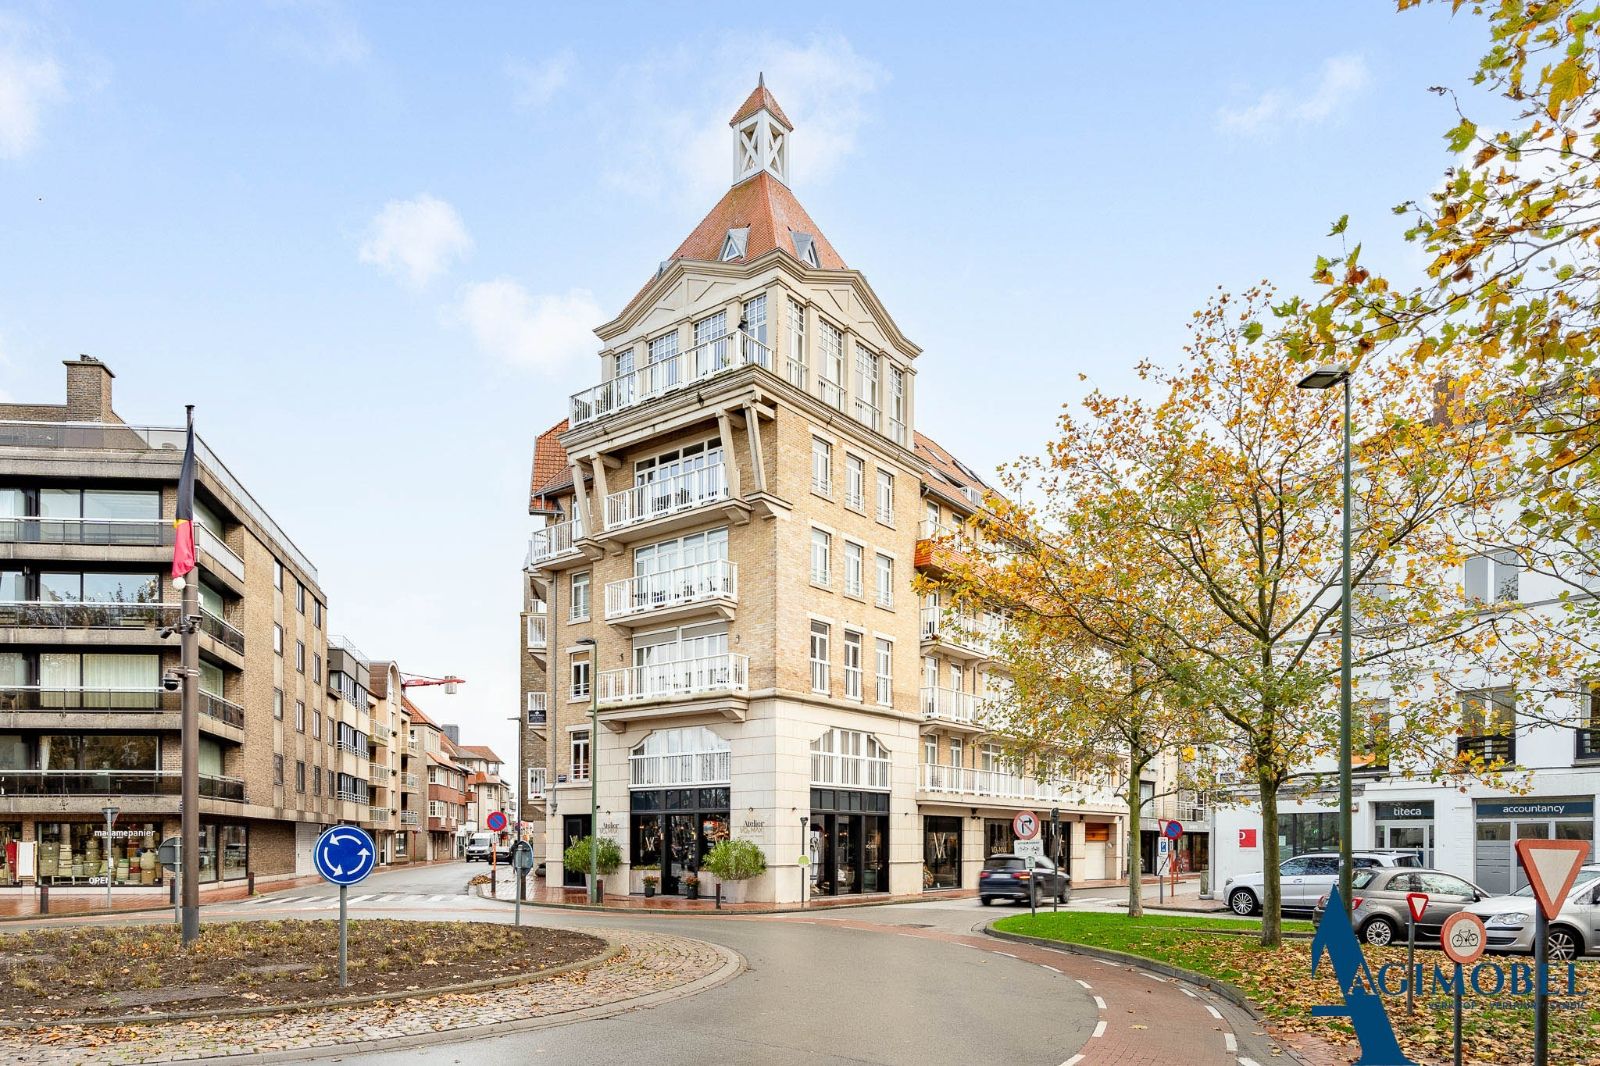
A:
[
  {"xmin": 527, "ymin": 516, "xmax": 583, "ymax": 566},
  {"xmin": 597, "ymin": 652, "xmax": 749, "ymax": 705},
  {"xmin": 817, "ymin": 377, "xmax": 845, "ymax": 411},
  {"xmin": 195, "ymin": 524, "xmax": 245, "ymax": 579},
  {"xmin": 809, "ymin": 751, "xmax": 892, "ymax": 791},
  {"xmin": 525, "ymin": 613, "xmax": 548, "ymax": 650},
  {"xmin": 629, "ymin": 749, "xmax": 732, "ymax": 788},
  {"xmin": 920, "ymin": 686, "xmax": 979, "ymax": 726},
  {"xmin": 604, "ymin": 463, "xmax": 729, "ymax": 531},
  {"xmin": 368, "ymin": 806, "xmax": 392, "ymax": 821},
  {"xmin": 890, "ymin": 418, "xmax": 907, "ymax": 447},
  {"xmin": 920, "ymin": 607, "xmax": 1005, "ymax": 657},
  {"xmin": 854, "ymin": 398, "xmax": 880, "ymax": 433},
  {"xmin": 604, "ymin": 560, "xmax": 737, "ymax": 620},
  {"xmin": 570, "ymin": 330, "xmax": 773, "ymax": 427},
  {"xmin": 920, "ymin": 763, "xmax": 1070, "ymax": 804}
]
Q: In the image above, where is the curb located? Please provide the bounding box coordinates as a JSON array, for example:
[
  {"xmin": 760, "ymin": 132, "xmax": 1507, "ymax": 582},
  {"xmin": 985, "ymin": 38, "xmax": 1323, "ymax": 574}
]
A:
[
  {"xmin": 471, "ymin": 883, "xmax": 977, "ymax": 916},
  {"xmin": 2, "ymin": 934, "xmax": 623, "ymax": 1030}
]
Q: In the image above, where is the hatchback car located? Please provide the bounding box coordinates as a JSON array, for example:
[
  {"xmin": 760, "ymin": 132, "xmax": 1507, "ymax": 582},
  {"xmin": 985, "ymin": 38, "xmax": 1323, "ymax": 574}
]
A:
[
  {"xmin": 979, "ymin": 854, "xmax": 1070, "ymax": 906},
  {"xmin": 1464, "ymin": 863, "xmax": 1600, "ymax": 961},
  {"xmin": 1310, "ymin": 867, "xmax": 1491, "ymax": 946},
  {"xmin": 1223, "ymin": 850, "xmax": 1423, "ymax": 917}
]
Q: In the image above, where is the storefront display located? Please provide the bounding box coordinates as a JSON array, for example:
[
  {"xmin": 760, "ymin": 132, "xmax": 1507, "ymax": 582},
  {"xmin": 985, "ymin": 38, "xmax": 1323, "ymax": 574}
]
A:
[
  {"xmin": 809, "ymin": 788, "xmax": 889, "ymax": 896},
  {"xmin": 198, "ymin": 822, "xmax": 249, "ymax": 882},
  {"xmin": 1374, "ymin": 800, "xmax": 1435, "ymax": 867},
  {"xmin": 0, "ymin": 823, "xmax": 21, "ymax": 886},
  {"xmin": 923, "ymin": 816, "xmax": 961, "ymax": 889},
  {"xmin": 630, "ymin": 786, "xmax": 729, "ymax": 895},
  {"xmin": 36, "ymin": 821, "xmax": 162, "ymax": 886}
]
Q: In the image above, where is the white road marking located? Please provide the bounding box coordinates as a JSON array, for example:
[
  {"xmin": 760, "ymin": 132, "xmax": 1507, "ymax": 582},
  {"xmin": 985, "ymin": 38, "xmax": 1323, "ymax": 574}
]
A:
[
  {"xmin": 1180, "ymin": 987, "xmax": 1197, "ymax": 998},
  {"xmin": 1239, "ymin": 1058, "xmax": 1263, "ymax": 1066},
  {"xmin": 1075, "ymin": 979, "xmax": 1092, "ymax": 989},
  {"xmin": 1142, "ymin": 971, "xmax": 1167, "ymax": 982},
  {"xmin": 1093, "ymin": 995, "xmax": 1107, "ymax": 1010},
  {"xmin": 430, "ymin": 895, "xmax": 455, "ymax": 902},
  {"xmin": 1060, "ymin": 1056, "xmax": 1084, "ymax": 1066},
  {"xmin": 1092, "ymin": 1020, "xmax": 1107, "ymax": 1039},
  {"xmin": 1040, "ymin": 964, "xmax": 1061, "ymax": 974},
  {"xmin": 995, "ymin": 951, "xmax": 1016, "ymax": 958},
  {"xmin": 1224, "ymin": 1033, "xmax": 1238, "ymax": 1053},
  {"xmin": 346, "ymin": 894, "xmax": 376, "ymax": 903},
  {"xmin": 1204, "ymin": 1004, "xmax": 1223, "ymax": 1021},
  {"xmin": 898, "ymin": 933, "xmax": 922, "ymax": 939}
]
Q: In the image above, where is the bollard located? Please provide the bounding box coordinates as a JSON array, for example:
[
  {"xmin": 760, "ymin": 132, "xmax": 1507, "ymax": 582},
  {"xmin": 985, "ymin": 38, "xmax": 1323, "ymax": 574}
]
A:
[
  {"xmin": 38, "ymin": 883, "xmax": 47, "ymax": 915},
  {"xmin": 247, "ymin": 871, "xmax": 255, "ymax": 897},
  {"xmin": 715, "ymin": 884, "xmax": 722, "ymax": 910}
]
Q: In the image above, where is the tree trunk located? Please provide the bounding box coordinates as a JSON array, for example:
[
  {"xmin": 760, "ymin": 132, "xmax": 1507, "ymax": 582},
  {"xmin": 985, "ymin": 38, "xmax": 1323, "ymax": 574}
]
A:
[
  {"xmin": 1126, "ymin": 753, "xmax": 1146, "ymax": 918},
  {"xmin": 1258, "ymin": 771, "xmax": 1282, "ymax": 948}
]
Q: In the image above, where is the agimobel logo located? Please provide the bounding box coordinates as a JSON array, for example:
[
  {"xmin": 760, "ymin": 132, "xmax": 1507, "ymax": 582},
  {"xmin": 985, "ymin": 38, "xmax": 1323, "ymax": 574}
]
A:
[{"xmin": 1309, "ymin": 887, "xmax": 1419, "ymax": 1066}]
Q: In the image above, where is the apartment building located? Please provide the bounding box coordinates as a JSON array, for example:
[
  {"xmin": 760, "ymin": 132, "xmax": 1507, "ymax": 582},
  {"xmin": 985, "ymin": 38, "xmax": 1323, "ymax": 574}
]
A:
[
  {"xmin": 404, "ymin": 700, "xmax": 464, "ymax": 859},
  {"xmin": 454, "ymin": 743, "xmax": 511, "ymax": 839},
  {"xmin": 363, "ymin": 659, "xmax": 408, "ymax": 863},
  {"xmin": 0, "ymin": 357, "xmax": 338, "ymax": 890},
  {"xmin": 520, "ymin": 82, "xmax": 1138, "ymax": 902},
  {"xmin": 1212, "ymin": 548, "xmax": 1597, "ymax": 899}
]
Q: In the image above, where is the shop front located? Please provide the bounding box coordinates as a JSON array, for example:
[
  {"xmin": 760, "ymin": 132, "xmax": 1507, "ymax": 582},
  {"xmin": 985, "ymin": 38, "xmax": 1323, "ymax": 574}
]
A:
[
  {"xmin": 630, "ymin": 786, "xmax": 729, "ymax": 895},
  {"xmin": 923, "ymin": 815, "xmax": 961, "ymax": 889},
  {"xmin": 1474, "ymin": 797, "xmax": 1595, "ymax": 894},
  {"xmin": 809, "ymin": 788, "xmax": 889, "ymax": 896},
  {"xmin": 1373, "ymin": 800, "xmax": 1435, "ymax": 867},
  {"xmin": 36, "ymin": 821, "xmax": 164, "ymax": 886}
]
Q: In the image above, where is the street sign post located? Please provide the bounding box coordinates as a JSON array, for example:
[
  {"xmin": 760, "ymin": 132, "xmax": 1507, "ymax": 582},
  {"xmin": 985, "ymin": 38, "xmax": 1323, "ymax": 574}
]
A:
[
  {"xmin": 1404, "ymin": 892, "xmax": 1429, "ymax": 1014},
  {"xmin": 510, "ymin": 841, "xmax": 534, "ymax": 927},
  {"xmin": 1515, "ymin": 838, "xmax": 1588, "ymax": 1066},
  {"xmin": 313, "ymin": 825, "xmax": 377, "ymax": 988},
  {"xmin": 486, "ymin": 810, "xmax": 508, "ymax": 890},
  {"xmin": 1441, "ymin": 911, "xmax": 1486, "ymax": 1066},
  {"xmin": 158, "ymin": 836, "xmax": 181, "ymax": 927}
]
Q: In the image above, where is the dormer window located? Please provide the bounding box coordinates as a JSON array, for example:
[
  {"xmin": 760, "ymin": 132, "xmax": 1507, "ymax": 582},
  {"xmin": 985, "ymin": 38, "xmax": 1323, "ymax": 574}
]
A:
[
  {"xmin": 792, "ymin": 231, "xmax": 820, "ymax": 268},
  {"xmin": 720, "ymin": 227, "xmax": 750, "ymax": 262}
]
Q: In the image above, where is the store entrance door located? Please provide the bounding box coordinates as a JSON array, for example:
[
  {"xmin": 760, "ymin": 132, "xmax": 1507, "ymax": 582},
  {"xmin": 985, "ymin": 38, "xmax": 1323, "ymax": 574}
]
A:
[
  {"xmin": 663, "ymin": 813, "xmax": 698, "ymax": 895},
  {"xmin": 562, "ymin": 814, "xmax": 591, "ymax": 888}
]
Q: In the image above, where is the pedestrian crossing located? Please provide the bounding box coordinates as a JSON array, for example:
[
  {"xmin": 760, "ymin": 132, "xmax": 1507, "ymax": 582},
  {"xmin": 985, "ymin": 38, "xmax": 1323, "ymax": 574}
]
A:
[{"xmin": 234, "ymin": 891, "xmax": 476, "ymax": 909}]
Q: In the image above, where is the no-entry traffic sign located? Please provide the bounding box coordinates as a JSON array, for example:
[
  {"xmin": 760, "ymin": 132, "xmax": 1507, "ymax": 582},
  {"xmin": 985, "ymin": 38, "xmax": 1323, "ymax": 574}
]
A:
[
  {"xmin": 1012, "ymin": 810, "xmax": 1040, "ymax": 841},
  {"xmin": 486, "ymin": 810, "xmax": 508, "ymax": 833}
]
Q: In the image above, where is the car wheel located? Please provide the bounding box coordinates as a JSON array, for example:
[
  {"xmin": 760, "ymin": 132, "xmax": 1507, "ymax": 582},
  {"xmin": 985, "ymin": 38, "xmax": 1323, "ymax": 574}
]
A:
[
  {"xmin": 1362, "ymin": 916, "xmax": 1398, "ymax": 948},
  {"xmin": 980, "ymin": 897, "xmax": 992, "ymax": 907},
  {"xmin": 1548, "ymin": 926, "xmax": 1582, "ymax": 961},
  {"xmin": 1229, "ymin": 889, "xmax": 1259, "ymax": 917}
]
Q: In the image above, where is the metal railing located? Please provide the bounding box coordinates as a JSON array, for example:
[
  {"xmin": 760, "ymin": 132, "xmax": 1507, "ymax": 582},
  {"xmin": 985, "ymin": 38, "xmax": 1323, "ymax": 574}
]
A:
[
  {"xmin": 0, "ymin": 516, "xmax": 172, "ymax": 547},
  {"xmin": 336, "ymin": 786, "xmax": 367, "ymax": 803},
  {"xmin": 919, "ymin": 606, "xmax": 1005, "ymax": 657},
  {"xmin": 629, "ymin": 750, "xmax": 732, "ymax": 787},
  {"xmin": 0, "ymin": 685, "xmax": 169, "ymax": 711},
  {"xmin": 195, "ymin": 524, "xmax": 245, "ymax": 579},
  {"xmin": 817, "ymin": 377, "xmax": 844, "ymax": 411},
  {"xmin": 787, "ymin": 357, "xmax": 807, "ymax": 388},
  {"xmin": 604, "ymin": 463, "xmax": 729, "ymax": 531},
  {"xmin": 1578, "ymin": 727, "xmax": 1600, "ymax": 761},
  {"xmin": 527, "ymin": 516, "xmax": 584, "ymax": 565},
  {"xmin": 920, "ymin": 686, "xmax": 979, "ymax": 726},
  {"xmin": 525, "ymin": 692, "xmax": 547, "ymax": 726},
  {"xmin": 199, "ymin": 608, "xmax": 245, "ymax": 654},
  {"xmin": 526, "ymin": 613, "xmax": 548, "ymax": 650},
  {"xmin": 809, "ymin": 751, "xmax": 891, "ymax": 791},
  {"xmin": 199, "ymin": 690, "xmax": 245, "ymax": 728},
  {"xmin": 0, "ymin": 600, "xmax": 176, "ymax": 629},
  {"xmin": 597, "ymin": 652, "xmax": 749, "ymax": 705},
  {"xmin": 368, "ymin": 806, "xmax": 392, "ymax": 821},
  {"xmin": 0, "ymin": 769, "xmax": 244, "ymax": 801},
  {"xmin": 919, "ymin": 763, "xmax": 1068, "ymax": 803},
  {"xmin": 399, "ymin": 810, "xmax": 420, "ymax": 825},
  {"xmin": 889, "ymin": 418, "xmax": 907, "ymax": 446},
  {"xmin": 570, "ymin": 330, "xmax": 772, "ymax": 426},
  {"xmin": 337, "ymin": 739, "xmax": 365, "ymax": 756},
  {"xmin": 604, "ymin": 560, "xmax": 737, "ymax": 620},
  {"xmin": 1458, "ymin": 734, "xmax": 1516, "ymax": 764}
]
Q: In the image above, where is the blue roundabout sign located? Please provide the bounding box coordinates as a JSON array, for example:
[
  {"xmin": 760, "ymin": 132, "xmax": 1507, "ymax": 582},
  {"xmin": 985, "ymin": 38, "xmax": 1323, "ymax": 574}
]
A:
[{"xmin": 313, "ymin": 825, "xmax": 376, "ymax": 886}]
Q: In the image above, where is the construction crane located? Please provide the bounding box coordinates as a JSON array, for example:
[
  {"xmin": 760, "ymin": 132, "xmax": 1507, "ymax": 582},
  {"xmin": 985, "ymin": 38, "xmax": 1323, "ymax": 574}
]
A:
[{"xmin": 400, "ymin": 673, "xmax": 466, "ymax": 693}]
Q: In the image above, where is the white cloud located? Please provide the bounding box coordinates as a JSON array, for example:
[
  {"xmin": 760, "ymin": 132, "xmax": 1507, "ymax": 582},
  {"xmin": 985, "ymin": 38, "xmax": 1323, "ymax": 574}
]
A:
[
  {"xmin": 1217, "ymin": 54, "xmax": 1370, "ymax": 135},
  {"xmin": 507, "ymin": 51, "xmax": 575, "ymax": 111},
  {"xmin": 261, "ymin": 0, "xmax": 370, "ymax": 68},
  {"xmin": 359, "ymin": 195, "xmax": 473, "ymax": 288},
  {"xmin": 454, "ymin": 281, "xmax": 600, "ymax": 372},
  {"xmin": 0, "ymin": 16, "xmax": 66, "ymax": 159},
  {"xmin": 596, "ymin": 33, "xmax": 886, "ymax": 202}
]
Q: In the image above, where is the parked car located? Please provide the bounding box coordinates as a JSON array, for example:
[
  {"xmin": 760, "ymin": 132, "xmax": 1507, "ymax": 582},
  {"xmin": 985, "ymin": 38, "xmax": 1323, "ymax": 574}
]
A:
[
  {"xmin": 1223, "ymin": 850, "xmax": 1424, "ymax": 917},
  {"xmin": 1464, "ymin": 863, "xmax": 1600, "ymax": 961},
  {"xmin": 979, "ymin": 853, "xmax": 1070, "ymax": 906},
  {"xmin": 1310, "ymin": 867, "xmax": 1491, "ymax": 946},
  {"xmin": 464, "ymin": 832, "xmax": 495, "ymax": 862}
]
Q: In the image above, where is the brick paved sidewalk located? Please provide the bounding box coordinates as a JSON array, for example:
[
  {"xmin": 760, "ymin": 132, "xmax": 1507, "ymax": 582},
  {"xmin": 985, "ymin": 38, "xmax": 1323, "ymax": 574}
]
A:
[{"xmin": 0, "ymin": 927, "xmax": 734, "ymax": 1064}]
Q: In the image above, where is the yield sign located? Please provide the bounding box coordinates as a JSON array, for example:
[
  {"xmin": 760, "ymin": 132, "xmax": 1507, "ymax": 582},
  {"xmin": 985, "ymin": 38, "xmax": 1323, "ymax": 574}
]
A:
[
  {"xmin": 1405, "ymin": 892, "xmax": 1429, "ymax": 923},
  {"xmin": 1515, "ymin": 838, "xmax": 1590, "ymax": 920}
]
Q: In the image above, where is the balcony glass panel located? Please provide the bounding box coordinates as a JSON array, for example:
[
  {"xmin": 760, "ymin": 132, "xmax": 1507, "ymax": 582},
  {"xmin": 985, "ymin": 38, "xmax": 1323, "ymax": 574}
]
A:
[{"xmin": 570, "ymin": 331, "xmax": 772, "ymax": 426}]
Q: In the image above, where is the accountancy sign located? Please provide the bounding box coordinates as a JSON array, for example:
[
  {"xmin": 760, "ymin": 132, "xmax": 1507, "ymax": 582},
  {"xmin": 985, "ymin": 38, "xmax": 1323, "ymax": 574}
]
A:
[{"xmin": 1309, "ymin": 887, "xmax": 1585, "ymax": 1064}]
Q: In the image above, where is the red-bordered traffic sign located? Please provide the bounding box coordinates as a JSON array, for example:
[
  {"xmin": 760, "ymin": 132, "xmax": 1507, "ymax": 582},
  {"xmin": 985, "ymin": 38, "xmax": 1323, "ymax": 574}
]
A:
[
  {"xmin": 486, "ymin": 810, "xmax": 508, "ymax": 833},
  {"xmin": 1515, "ymin": 838, "xmax": 1589, "ymax": 921},
  {"xmin": 1406, "ymin": 892, "xmax": 1429, "ymax": 923},
  {"xmin": 1440, "ymin": 911, "xmax": 1488, "ymax": 966},
  {"xmin": 1012, "ymin": 810, "xmax": 1040, "ymax": 841},
  {"xmin": 1163, "ymin": 820, "xmax": 1183, "ymax": 840}
]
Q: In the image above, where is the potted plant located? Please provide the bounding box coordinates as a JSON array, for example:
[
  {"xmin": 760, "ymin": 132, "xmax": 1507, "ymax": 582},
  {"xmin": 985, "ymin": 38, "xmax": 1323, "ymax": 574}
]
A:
[
  {"xmin": 561, "ymin": 835, "xmax": 622, "ymax": 897},
  {"xmin": 701, "ymin": 839, "xmax": 766, "ymax": 904},
  {"xmin": 642, "ymin": 874, "xmax": 659, "ymax": 898},
  {"xmin": 684, "ymin": 874, "xmax": 700, "ymax": 900},
  {"xmin": 631, "ymin": 863, "xmax": 660, "ymax": 895}
]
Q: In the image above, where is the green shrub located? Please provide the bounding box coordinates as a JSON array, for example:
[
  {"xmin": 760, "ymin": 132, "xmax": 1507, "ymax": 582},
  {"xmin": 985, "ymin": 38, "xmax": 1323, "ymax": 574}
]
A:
[
  {"xmin": 701, "ymin": 839, "xmax": 766, "ymax": 882},
  {"xmin": 562, "ymin": 835, "xmax": 622, "ymax": 876}
]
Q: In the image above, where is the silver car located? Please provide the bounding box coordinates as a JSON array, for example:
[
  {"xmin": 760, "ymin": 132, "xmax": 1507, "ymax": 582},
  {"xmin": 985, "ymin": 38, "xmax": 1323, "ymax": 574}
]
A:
[
  {"xmin": 1311, "ymin": 867, "xmax": 1491, "ymax": 947},
  {"xmin": 1222, "ymin": 849, "xmax": 1424, "ymax": 917},
  {"xmin": 1465, "ymin": 863, "xmax": 1600, "ymax": 961}
]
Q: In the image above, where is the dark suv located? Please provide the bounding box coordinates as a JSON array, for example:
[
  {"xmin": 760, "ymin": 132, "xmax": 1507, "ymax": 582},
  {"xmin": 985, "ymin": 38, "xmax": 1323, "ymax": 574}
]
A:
[{"xmin": 979, "ymin": 853, "xmax": 1070, "ymax": 906}]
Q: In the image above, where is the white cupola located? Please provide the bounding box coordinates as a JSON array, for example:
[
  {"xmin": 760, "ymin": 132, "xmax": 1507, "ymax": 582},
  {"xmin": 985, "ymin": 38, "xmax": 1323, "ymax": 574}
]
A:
[{"xmin": 729, "ymin": 73, "xmax": 793, "ymax": 186}]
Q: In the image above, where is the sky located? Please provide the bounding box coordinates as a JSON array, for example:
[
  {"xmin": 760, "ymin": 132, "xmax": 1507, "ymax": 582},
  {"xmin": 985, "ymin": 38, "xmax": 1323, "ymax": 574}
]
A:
[{"xmin": 0, "ymin": 1, "xmax": 1500, "ymax": 773}]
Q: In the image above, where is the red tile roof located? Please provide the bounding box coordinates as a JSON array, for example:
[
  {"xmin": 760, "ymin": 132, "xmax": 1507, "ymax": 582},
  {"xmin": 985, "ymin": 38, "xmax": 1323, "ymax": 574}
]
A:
[
  {"xmin": 669, "ymin": 171, "xmax": 844, "ymax": 270},
  {"xmin": 457, "ymin": 744, "xmax": 503, "ymax": 763},
  {"xmin": 916, "ymin": 431, "xmax": 992, "ymax": 510},
  {"xmin": 529, "ymin": 419, "xmax": 570, "ymax": 512},
  {"xmin": 729, "ymin": 79, "xmax": 792, "ymax": 130}
]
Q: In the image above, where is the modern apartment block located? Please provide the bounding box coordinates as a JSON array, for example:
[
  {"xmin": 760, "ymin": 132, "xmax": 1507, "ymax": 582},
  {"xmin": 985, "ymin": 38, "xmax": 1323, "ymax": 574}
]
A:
[
  {"xmin": 0, "ymin": 357, "xmax": 343, "ymax": 890},
  {"xmin": 519, "ymin": 83, "xmax": 1138, "ymax": 903}
]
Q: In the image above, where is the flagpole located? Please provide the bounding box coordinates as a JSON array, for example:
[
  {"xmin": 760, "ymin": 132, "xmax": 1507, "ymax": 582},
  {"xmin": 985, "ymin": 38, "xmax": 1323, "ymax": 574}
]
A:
[{"xmin": 179, "ymin": 405, "xmax": 201, "ymax": 946}]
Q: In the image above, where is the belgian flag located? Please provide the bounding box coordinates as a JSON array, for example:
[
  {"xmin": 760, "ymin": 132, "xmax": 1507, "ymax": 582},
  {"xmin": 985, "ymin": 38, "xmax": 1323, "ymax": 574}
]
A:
[{"xmin": 171, "ymin": 410, "xmax": 196, "ymax": 578}]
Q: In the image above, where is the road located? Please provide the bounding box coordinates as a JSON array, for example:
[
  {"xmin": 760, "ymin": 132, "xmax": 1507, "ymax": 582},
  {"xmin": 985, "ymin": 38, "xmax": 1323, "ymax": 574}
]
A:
[{"xmin": 187, "ymin": 862, "xmax": 1286, "ymax": 1066}]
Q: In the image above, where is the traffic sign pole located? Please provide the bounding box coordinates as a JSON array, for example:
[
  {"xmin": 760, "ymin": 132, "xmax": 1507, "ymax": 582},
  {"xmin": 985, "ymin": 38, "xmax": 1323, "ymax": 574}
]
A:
[
  {"xmin": 1514, "ymin": 837, "xmax": 1587, "ymax": 1066},
  {"xmin": 1534, "ymin": 907, "xmax": 1548, "ymax": 1066},
  {"xmin": 1404, "ymin": 892, "xmax": 1429, "ymax": 1015},
  {"xmin": 339, "ymin": 884, "xmax": 349, "ymax": 988},
  {"xmin": 1453, "ymin": 961, "xmax": 1463, "ymax": 1066},
  {"xmin": 1441, "ymin": 910, "xmax": 1486, "ymax": 1066}
]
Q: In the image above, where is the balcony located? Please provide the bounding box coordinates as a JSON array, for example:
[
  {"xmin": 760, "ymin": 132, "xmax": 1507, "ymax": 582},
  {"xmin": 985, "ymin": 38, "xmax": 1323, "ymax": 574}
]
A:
[
  {"xmin": 525, "ymin": 613, "xmax": 548, "ymax": 651},
  {"xmin": 570, "ymin": 330, "xmax": 772, "ymax": 428},
  {"xmin": 602, "ymin": 463, "xmax": 734, "ymax": 537},
  {"xmin": 629, "ymin": 749, "xmax": 731, "ymax": 788},
  {"xmin": 199, "ymin": 608, "xmax": 245, "ymax": 655},
  {"xmin": 0, "ymin": 770, "xmax": 244, "ymax": 801},
  {"xmin": 0, "ymin": 600, "xmax": 176, "ymax": 631},
  {"xmin": 920, "ymin": 687, "xmax": 983, "ymax": 730},
  {"xmin": 810, "ymin": 751, "xmax": 891, "ymax": 791},
  {"xmin": 1458, "ymin": 734, "xmax": 1516, "ymax": 765},
  {"xmin": 527, "ymin": 515, "xmax": 585, "ymax": 568},
  {"xmin": 919, "ymin": 607, "xmax": 1005, "ymax": 660},
  {"xmin": 199, "ymin": 690, "xmax": 245, "ymax": 729},
  {"xmin": 403, "ymin": 772, "xmax": 419, "ymax": 788},
  {"xmin": 604, "ymin": 560, "xmax": 737, "ymax": 626},
  {"xmin": 0, "ymin": 516, "xmax": 172, "ymax": 547},
  {"xmin": 195, "ymin": 524, "xmax": 245, "ymax": 581},
  {"xmin": 368, "ymin": 805, "xmax": 392, "ymax": 821},
  {"xmin": 597, "ymin": 652, "xmax": 749, "ymax": 709},
  {"xmin": 336, "ymin": 786, "xmax": 366, "ymax": 803},
  {"xmin": 525, "ymin": 692, "xmax": 547, "ymax": 727},
  {"xmin": 1578, "ymin": 727, "xmax": 1600, "ymax": 762},
  {"xmin": 919, "ymin": 763, "xmax": 1068, "ymax": 805},
  {"xmin": 399, "ymin": 810, "xmax": 420, "ymax": 826},
  {"xmin": 0, "ymin": 686, "xmax": 168, "ymax": 712}
]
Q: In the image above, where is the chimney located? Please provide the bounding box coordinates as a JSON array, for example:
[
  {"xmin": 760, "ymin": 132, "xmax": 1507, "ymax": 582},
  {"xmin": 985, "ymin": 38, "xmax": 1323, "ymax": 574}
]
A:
[
  {"xmin": 63, "ymin": 356, "xmax": 116, "ymax": 422},
  {"xmin": 443, "ymin": 724, "xmax": 461, "ymax": 744}
]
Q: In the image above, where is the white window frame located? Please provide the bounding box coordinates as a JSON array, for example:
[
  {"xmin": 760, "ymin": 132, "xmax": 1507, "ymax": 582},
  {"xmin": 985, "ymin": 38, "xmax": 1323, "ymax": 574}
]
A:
[
  {"xmin": 570, "ymin": 653, "xmax": 592, "ymax": 701},
  {"xmin": 787, "ymin": 298, "xmax": 807, "ymax": 387},
  {"xmin": 876, "ymin": 469, "xmax": 894, "ymax": 525},
  {"xmin": 843, "ymin": 540, "xmax": 864, "ymax": 598},
  {"xmin": 875, "ymin": 552, "xmax": 894, "ymax": 609},
  {"xmin": 843, "ymin": 630, "xmax": 864, "ymax": 700},
  {"xmin": 810, "ymin": 528, "xmax": 832, "ymax": 586},
  {"xmin": 874, "ymin": 637, "xmax": 893, "ymax": 705},
  {"xmin": 570, "ymin": 729, "xmax": 591, "ymax": 781},
  {"xmin": 845, "ymin": 454, "xmax": 866, "ymax": 512},
  {"xmin": 811, "ymin": 437, "xmax": 833, "ymax": 497},
  {"xmin": 809, "ymin": 621, "xmax": 831, "ymax": 694},
  {"xmin": 570, "ymin": 571, "xmax": 591, "ymax": 621}
]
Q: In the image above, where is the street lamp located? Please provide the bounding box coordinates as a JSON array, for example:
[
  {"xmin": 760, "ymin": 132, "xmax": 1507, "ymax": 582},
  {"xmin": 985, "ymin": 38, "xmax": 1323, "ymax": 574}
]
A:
[
  {"xmin": 101, "ymin": 805, "xmax": 119, "ymax": 912},
  {"xmin": 576, "ymin": 636, "xmax": 599, "ymax": 904},
  {"xmin": 1297, "ymin": 362, "xmax": 1355, "ymax": 918}
]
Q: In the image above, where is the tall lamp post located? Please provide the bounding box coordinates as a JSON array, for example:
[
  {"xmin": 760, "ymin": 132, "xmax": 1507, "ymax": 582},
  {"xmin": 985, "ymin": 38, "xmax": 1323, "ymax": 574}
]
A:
[
  {"xmin": 1297, "ymin": 363, "xmax": 1355, "ymax": 918},
  {"xmin": 575, "ymin": 637, "xmax": 599, "ymax": 903}
]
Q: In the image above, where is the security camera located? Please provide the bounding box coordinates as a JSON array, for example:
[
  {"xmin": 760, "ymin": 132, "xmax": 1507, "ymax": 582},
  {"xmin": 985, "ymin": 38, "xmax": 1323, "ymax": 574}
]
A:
[
  {"xmin": 158, "ymin": 627, "xmax": 176, "ymax": 639},
  {"xmin": 161, "ymin": 671, "xmax": 183, "ymax": 693}
]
